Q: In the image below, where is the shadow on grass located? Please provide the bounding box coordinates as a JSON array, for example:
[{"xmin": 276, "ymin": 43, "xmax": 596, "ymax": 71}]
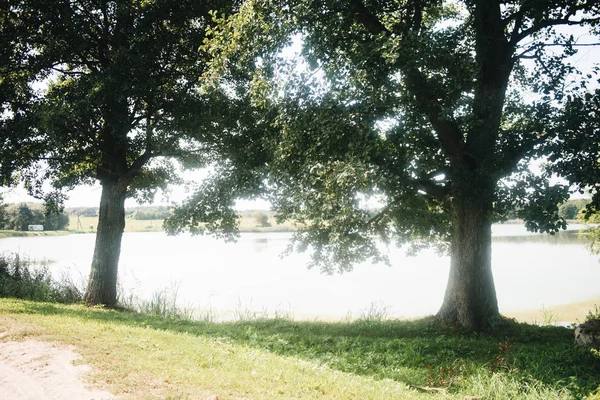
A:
[{"xmin": 7, "ymin": 300, "xmax": 600, "ymax": 397}]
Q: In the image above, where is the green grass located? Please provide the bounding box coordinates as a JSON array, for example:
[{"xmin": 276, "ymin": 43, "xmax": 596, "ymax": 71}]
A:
[{"xmin": 1, "ymin": 298, "xmax": 599, "ymax": 399}]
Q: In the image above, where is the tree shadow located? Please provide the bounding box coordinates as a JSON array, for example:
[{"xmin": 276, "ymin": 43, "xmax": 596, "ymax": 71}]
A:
[{"xmin": 8, "ymin": 301, "xmax": 600, "ymax": 398}]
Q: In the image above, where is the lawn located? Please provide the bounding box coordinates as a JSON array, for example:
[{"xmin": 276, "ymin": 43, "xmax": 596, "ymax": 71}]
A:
[{"xmin": 1, "ymin": 298, "xmax": 599, "ymax": 399}]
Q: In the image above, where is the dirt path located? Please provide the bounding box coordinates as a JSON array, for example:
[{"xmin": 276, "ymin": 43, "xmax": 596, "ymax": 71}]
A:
[{"xmin": 0, "ymin": 340, "xmax": 115, "ymax": 399}]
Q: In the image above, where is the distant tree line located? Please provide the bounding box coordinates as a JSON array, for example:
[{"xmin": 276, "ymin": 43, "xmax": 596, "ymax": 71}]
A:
[
  {"xmin": 559, "ymin": 199, "xmax": 590, "ymax": 220},
  {"xmin": 0, "ymin": 200, "xmax": 69, "ymax": 231},
  {"xmin": 503, "ymin": 199, "xmax": 591, "ymax": 221}
]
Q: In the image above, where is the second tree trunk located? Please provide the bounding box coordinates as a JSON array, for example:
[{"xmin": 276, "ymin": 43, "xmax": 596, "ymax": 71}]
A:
[{"xmin": 84, "ymin": 179, "xmax": 127, "ymax": 307}]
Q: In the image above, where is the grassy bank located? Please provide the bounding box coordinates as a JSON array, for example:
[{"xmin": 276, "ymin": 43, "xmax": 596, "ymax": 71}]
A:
[
  {"xmin": 0, "ymin": 230, "xmax": 70, "ymax": 239},
  {"xmin": 1, "ymin": 299, "xmax": 599, "ymax": 399}
]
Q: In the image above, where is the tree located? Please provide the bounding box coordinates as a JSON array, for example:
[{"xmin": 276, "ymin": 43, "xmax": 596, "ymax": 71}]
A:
[
  {"xmin": 12, "ymin": 203, "xmax": 35, "ymax": 231},
  {"xmin": 170, "ymin": 0, "xmax": 600, "ymax": 330},
  {"xmin": 253, "ymin": 211, "xmax": 271, "ymax": 227},
  {"xmin": 558, "ymin": 200, "xmax": 590, "ymax": 220},
  {"xmin": 1, "ymin": 0, "xmax": 265, "ymax": 306},
  {"xmin": 549, "ymin": 90, "xmax": 600, "ymax": 255},
  {"xmin": 0, "ymin": 195, "xmax": 7, "ymax": 229},
  {"xmin": 44, "ymin": 212, "xmax": 70, "ymax": 231},
  {"xmin": 0, "ymin": 2, "xmax": 41, "ymax": 187}
]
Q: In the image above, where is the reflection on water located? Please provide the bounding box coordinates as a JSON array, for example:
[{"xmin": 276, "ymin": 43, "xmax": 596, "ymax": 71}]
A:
[
  {"xmin": 0, "ymin": 223, "xmax": 598, "ymax": 319},
  {"xmin": 252, "ymin": 238, "xmax": 269, "ymax": 253}
]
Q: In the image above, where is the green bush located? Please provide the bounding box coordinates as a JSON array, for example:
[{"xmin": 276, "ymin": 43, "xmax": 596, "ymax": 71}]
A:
[{"xmin": 0, "ymin": 252, "xmax": 83, "ymax": 303}]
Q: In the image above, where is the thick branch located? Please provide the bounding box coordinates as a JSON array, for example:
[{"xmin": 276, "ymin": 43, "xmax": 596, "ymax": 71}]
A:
[
  {"xmin": 122, "ymin": 151, "xmax": 155, "ymax": 183},
  {"xmin": 403, "ymin": 69, "xmax": 464, "ymax": 159},
  {"xmin": 365, "ymin": 178, "xmax": 448, "ymax": 226},
  {"xmin": 509, "ymin": 11, "xmax": 524, "ymax": 44},
  {"xmin": 349, "ymin": 0, "xmax": 391, "ymax": 36},
  {"xmin": 348, "ymin": 1, "xmax": 464, "ymax": 160}
]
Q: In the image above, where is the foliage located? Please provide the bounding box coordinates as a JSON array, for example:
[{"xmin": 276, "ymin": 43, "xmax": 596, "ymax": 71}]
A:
[
  {"xmin": 132, "ymin": 206, "xmax": 172, "ymax": 221},
  {"xmin": 0, "ymin": 194, "xmax": 6, "ymax": 227},
  {"xmin": 2, "ymin": 299, "xmax": 600, "ymax": 399},
  {"xmin": 585, "ymin": 305, "xmax": 600, "ymax": 323},
  {"xmin": 0, "ymin": 253, "xmax": 83, "ymax": 303},
  {"xmin": 119, "ymin": 285, "xmax": 195, "ymax": 321},
  {"xmin": 1, "ymin": 0, "xmax": 253, "ymax": 200},
  {"xmin": 0, "ymin": 203, "xmax": 69, "ymax": 231},
  {"xmin": 253, "ymin": 211, "xmax": 271, "ymax": 227},
  {"xmin": 171, "ymin": 0, "xmax": 600, "ymax": 329},
  {"xmin": 558, "ymin": 199, "xmax": 590, "ymax": 220},
  {"xmin": 1, "ymin": 0, "xmax": 276, "ymax": 305}
]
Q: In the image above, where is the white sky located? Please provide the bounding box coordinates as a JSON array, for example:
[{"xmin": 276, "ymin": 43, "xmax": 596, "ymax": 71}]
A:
[
  {"xmin": 2, "ymin": 26, "xmax": 598, "ymax": 209},
  {"xmin": 0, "ymin": 178, "xmax": 270, "ymax": 210}
]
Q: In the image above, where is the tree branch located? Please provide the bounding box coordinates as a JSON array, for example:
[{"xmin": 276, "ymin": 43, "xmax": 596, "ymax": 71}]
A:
[
  {"xmin": 122, "ymin": 151, "xmax": 155, "ymax": 182},
  {"xmin": 511, "ymin": 16, "xmax": 600, "ymax": 45},
  {"xmin": 496, "ymin": 131, "xmax": 552, "ymax": 177},
  {"xmin": 348, "ymin": 1, "xmax": 464, "ymax": 160},
  {"xmin": 349, "ymin": 0, "xmax": 391, "ymax": 36},
  {"xmin": 516, "ymin": 41, "xmax": 600, "ymax": 59},
  {"xmin": 509, "ymin": 11, "xmax": 524, "ymax": 44}
]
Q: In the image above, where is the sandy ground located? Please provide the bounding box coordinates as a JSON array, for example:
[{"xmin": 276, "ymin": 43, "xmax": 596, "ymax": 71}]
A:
[{"xmin": 0, "ymin": 340, "xmax": 115, "ymax": 400}]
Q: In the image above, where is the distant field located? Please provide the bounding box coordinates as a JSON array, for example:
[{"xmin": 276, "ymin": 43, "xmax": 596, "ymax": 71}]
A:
[
  {"xmin": 68, "ymin": 216, "xmax": 163, "ymax": 233},
  {"xmin": 68, "ymin": 212, "xmax": 298, "ymax": 233}
]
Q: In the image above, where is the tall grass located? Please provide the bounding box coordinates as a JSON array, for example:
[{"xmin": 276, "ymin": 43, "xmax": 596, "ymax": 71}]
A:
[
  {"xmin": 117, "ymin": 281, "xmax": 196, "ymax": 320},
  {"xmin": 0, "ymin": 252, "xmax": 83, "ymax": 303}
]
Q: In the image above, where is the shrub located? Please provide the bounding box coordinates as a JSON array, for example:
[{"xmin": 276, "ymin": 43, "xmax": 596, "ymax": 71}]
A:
[
  {"xmin": 0, "ymin": 252, "xmax": 83, "ymax": 303},
  {"xmin": 253, "ymin": 211, "xmax": 271, "ymax": 227}
]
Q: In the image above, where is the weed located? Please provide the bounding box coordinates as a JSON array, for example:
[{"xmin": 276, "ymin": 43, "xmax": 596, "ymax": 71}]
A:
[
  {"xmin": 273, "ymin": 303, "xmax": 293, "ymax": 320},
  {"xmin": 0, "ymin": 252, "xmax": 83, "ymax": 303},
  {"xmin": 489, "ymin": 340, "xmax": 515, "ymax": 373},
  {"xmin": 585, "ymin": 304, "xmax": 600, "ymax": 322},
  {"xmin": 358, "ymin": 301, "xmax": 391, "ymax": 321},
  {"xmin": 233, "ymin": 298, "xmax": 269, "ymax": 321},
  {"xmin": 425, "ymin": 359, "xmax": 471, "ymax": 388},
  {"xmin": 120, "ymin": 280, "xmax": 195, "ymax": 321},
  {"xmin": 533, "ymin": 305, "xmax": 557, "ymax": 326}
]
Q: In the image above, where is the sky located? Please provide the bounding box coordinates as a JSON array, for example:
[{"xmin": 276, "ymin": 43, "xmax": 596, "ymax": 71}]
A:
[
  {"xmin": 1, "ymin": 24, "xmax": 599, "ymax": 209},
  {"xmin": 0, "ymin": 178, "xmax": 270, "ymax": 210}
]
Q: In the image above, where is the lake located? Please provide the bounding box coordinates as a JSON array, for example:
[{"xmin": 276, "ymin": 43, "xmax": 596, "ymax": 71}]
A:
[{"xmin": 0, "ymin": 224, "xmax": 599, "ymax": 319}]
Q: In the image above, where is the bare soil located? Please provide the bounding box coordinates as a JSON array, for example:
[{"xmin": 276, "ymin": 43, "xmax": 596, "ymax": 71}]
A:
[{"xmin": 0, "ymin": 340, "xmax": 115, "ymax": 399}]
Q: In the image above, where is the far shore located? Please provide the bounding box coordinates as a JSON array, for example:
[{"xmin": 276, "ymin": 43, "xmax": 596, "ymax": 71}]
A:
[
  {"xmin": 502, "ymin": 298, "xmax": 600, "ymax": 325},
  {"xmin": 0, "ymin": 217, "xmax": 586, "ymax": 238}
]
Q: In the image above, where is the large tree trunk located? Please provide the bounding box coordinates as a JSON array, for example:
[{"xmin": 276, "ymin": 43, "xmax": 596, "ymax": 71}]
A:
[
  {"xmin": 84, "ymin": 179, "xmax": 127, "ymax": 306},
  {"xmin": 436, "ymin": 175, "xmax": 500, "ymax": 331}
]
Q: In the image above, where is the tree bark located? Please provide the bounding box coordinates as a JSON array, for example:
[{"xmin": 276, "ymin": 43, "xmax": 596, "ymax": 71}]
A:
[
  {"xmin": 436, "ymin": 173, "xmax": 500, "ymax": 331},
  {"xmin": 84, "ymin": 179, "xmax": 127, "ymax": 306}
]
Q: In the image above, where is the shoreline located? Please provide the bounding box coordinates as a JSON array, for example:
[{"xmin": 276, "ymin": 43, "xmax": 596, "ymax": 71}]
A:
[
  {"xmin": 0, "ymin": 218, "xmax": 589, "ymax": 239},
  {"xmin": 502, "ymin": 298, "xmax": 600, "ymax": 325}
]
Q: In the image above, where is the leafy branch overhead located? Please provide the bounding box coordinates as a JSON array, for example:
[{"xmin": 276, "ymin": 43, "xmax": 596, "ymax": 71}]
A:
[
  {"xmin": 186, "ymin": 0, "xmax": 600, "ymax": 330},
  {"xmin": 0, "ymin": 0, "xmax": 276, "ymax": 306},
  {"xmin": 197, "ymin": 1, "xmax": 599, "ymax": 268}
]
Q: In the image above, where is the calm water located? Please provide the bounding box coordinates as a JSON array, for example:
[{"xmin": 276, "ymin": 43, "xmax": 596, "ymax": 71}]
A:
[{"xmin": 0, "ymin": 224, "xmax": 598, "ymax": 319}]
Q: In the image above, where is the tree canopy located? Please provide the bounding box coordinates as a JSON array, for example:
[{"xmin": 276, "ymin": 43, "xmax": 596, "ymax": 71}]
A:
[
  {"xmin": 0, "ymin": 0, "xmax": 270, "ymax": 306},
  {"xmin": 166, "ymin": 0, "xmax": 600, "ymax": 330}
]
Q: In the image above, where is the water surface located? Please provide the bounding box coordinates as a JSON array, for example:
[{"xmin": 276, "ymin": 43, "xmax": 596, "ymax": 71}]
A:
[{"xmin": 0, "ymin": 224, "xmax": 598, "ymax": 319}]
